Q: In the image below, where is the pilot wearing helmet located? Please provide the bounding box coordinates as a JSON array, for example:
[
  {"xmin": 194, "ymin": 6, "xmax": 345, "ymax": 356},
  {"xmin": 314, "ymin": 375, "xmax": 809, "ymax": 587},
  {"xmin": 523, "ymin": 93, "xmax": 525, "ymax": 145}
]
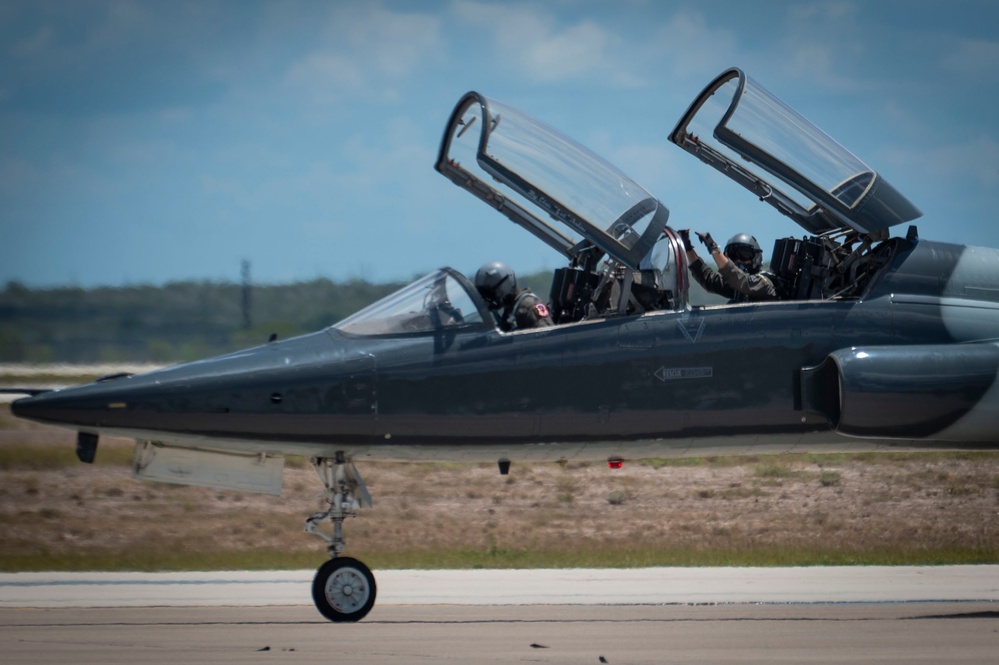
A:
[
  {"xmin": 679, "ymin": 230, "xmax": 778, "ymax": 303},
  {"xmin": 474, "ymin": 261, "xmax": 553, "ymax": 331}
]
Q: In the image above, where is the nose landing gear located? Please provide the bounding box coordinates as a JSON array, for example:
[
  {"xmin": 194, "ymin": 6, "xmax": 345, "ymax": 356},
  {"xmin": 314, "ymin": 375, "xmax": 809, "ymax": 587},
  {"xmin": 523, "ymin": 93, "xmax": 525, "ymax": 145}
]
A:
[{"xmin": 305, "ymin": 453, "xmax": 376, "ymax": 622}]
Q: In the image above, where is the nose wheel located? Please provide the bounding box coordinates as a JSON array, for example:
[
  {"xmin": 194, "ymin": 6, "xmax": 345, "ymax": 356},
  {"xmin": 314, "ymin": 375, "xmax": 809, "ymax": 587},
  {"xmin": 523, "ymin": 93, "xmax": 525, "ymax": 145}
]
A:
[
  {"xmin": 305, "ymin": 454, "xmax": 376, "ymax": 622},
  {"xmin": 312, "ymin": 557, "xmax": 377, "ymax": 622}
]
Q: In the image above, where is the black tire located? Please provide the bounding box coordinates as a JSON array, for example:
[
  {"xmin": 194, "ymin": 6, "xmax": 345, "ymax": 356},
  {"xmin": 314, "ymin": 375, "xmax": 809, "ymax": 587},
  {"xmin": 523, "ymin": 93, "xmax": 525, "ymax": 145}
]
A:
[{"xmin": 311, "ymin": 557, "xmax": 377, "ymax": 622}]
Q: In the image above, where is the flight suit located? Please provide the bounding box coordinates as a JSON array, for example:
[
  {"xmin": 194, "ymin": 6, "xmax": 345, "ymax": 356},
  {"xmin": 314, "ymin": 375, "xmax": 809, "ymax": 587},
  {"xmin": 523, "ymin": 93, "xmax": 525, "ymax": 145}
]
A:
[
  {"xmin": 501, "ymin": 290, "xmax": 554, "ymax": 330},
  {"xmin": 690, "ymin": 258, "xmax": 778, "ymax": 303}
]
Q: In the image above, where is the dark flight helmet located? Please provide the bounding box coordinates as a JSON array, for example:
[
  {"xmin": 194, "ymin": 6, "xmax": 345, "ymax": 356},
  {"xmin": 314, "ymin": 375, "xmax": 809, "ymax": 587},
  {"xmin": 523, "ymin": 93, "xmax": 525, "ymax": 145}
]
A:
[
  {"xmin": 475, "ymin": 261, "xmax": 518, "ymax": 306},
  {"xmin": 725, "ymin": 233, "xmax": 763, "ymax": 273}
]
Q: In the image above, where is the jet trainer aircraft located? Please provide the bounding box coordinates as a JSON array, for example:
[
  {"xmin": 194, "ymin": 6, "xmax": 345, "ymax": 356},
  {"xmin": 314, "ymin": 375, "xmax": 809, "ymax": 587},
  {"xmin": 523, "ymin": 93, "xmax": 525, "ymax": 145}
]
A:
[{"xmin": 9, "ymin": 68, "xmax": 999, "ymax": 622}]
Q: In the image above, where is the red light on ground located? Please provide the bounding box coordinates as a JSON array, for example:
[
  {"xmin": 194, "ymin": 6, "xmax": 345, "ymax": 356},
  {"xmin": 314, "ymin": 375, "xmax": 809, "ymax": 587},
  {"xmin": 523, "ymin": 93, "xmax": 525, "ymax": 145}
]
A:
[{"xmin": 607, "ymin": 459, "xmax": 623, "ymax": 469}]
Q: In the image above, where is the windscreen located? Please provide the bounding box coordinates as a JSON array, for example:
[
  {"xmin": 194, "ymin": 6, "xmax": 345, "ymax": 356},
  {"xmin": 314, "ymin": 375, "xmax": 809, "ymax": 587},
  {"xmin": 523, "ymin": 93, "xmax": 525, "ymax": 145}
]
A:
[{"xmin": 333, "ymin": 270, "xmax": 485, "ymax": 336}]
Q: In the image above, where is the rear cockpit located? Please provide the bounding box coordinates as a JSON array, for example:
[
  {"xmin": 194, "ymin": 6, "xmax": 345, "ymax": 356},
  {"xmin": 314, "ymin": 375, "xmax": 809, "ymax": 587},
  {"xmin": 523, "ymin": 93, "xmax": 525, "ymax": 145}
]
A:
[{"xmin": 669, "ymin": 68, "xmax": 922, "ymax": 302}]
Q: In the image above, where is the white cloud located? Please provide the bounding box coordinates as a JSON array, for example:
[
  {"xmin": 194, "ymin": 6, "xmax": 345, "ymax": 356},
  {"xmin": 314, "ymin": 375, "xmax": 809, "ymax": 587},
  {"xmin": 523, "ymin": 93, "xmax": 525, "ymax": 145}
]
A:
[
  {"xmin": 11, "ymin": 0, "xmax": 158, "ymax": 67},
  {"xmin": 883, "ymin": 134, "xmax": 999, "ymax": 191},
  {"xmin": 778, "ymin": 1, "xmax": 866, "ymax": 91},
  {"xmin": 522, "ymin": 20, "xmax": 608, "ymax": 82},
  {"xmin": 940, "ymin": 38, "xmax": 999, "ymax": 81},
  {"xmin": 645, "ymin": 11, "xmax": 739, "ymax": 82},
  {"xmin": 452, "ymin": 0, "xmax": 643, "ymax": 87},
  {"xmin": 9, "ymin": 25, "xmax": 53, "ymax": 58},
  {"xmin": 282, "ymin": 2, "xmax": 443, "ymax": 106},
  {"xmin": 787, "ymin": 0, "xmax": 856, "ymax": 23},
  {"xmin": 936, "ymin": 135, "xmax": 999, "ymax": 188},
  {"xmin": 86, "ymin": 0, "xmax": 153, "ymax": 52},
  {"xmin": 0, "ymin": 156, "xmax": 43, "ymax": 198},
  {"xmin": 285, "ymin": 52, "xmax": 365, "ymax": 95}
]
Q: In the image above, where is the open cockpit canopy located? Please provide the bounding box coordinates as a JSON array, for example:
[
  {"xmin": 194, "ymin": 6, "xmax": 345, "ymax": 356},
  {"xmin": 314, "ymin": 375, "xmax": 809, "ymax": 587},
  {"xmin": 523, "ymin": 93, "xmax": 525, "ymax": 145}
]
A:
[
  {"xmin": 434, "ymin": 71, "xmax": 920, "ymax": 313},
  {"xmin": 669, "ymin": 67, "xmax": 921, "ymax": 236},
  {"xmin": 435, "ymin": 92, "xmax": 670, "ymax": 272}
]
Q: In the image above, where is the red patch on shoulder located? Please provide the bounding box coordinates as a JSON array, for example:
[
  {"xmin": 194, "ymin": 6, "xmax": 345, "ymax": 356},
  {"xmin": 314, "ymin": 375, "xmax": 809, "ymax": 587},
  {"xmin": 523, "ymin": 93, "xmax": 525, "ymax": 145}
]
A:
[{"xmin": 534, "ymin": 302, "xmax": 550, "ymax": 318}]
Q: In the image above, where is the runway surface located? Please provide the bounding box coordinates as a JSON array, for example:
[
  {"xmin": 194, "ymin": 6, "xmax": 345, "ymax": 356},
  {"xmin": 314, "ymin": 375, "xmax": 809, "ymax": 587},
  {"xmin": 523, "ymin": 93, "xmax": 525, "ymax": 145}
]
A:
[{"xmin": 3, "ymin": 567, "xmax": 998, "ymax": 664}]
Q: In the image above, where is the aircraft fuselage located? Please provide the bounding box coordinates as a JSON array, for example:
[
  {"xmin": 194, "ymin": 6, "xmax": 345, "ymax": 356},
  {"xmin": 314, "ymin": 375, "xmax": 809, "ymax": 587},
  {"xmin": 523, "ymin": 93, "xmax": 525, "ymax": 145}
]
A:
[{"xmin": 12, "ymin": 238, "xmax": 999, "ymax": 462}]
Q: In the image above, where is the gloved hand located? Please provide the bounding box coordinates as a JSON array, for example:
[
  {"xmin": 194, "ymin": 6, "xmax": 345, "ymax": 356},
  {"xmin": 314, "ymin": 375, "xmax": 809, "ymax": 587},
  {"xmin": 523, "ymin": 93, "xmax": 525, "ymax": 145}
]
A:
[
  {"xmin": 678, "ymin": 229, "xmax": 693, "ymax": 251},
  {"xmin": 696, "ymin": 231, "xmax": 720, "ymax": 254}
]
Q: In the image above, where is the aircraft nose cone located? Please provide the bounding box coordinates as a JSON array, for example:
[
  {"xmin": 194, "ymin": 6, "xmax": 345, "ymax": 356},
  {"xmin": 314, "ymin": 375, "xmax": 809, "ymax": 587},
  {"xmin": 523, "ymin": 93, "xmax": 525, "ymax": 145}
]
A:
[
  {"xmin": 10, "ymin": 386, "xmax": 116, "ymax": 429},
  {"xmin": 10, "ymin": 393, "xmax": 45, "ymax": 420}
]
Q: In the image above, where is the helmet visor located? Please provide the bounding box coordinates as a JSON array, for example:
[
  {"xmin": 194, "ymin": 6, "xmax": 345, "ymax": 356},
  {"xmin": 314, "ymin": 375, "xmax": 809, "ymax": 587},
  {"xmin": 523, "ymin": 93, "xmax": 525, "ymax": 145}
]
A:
[
  {"xmin": 478, "ymin": 273, "xmax": 512, "ymax": 304},
  {"xmin": 726, "ymin": 244, "xmax": 757, "ymax": 262}
]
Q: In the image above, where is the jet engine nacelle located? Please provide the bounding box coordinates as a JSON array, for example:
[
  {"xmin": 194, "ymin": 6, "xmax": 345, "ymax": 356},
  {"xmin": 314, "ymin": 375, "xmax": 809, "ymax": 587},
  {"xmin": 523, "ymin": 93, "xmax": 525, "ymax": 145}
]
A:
[{"xmin": 801, "ymin": 344, "xmax": 999, "ymax": 441}]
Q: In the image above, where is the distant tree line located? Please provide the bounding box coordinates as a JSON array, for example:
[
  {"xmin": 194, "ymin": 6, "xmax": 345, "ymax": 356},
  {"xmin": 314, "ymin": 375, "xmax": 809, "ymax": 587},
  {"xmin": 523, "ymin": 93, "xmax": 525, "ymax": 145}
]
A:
[
  {"xmin": 0, "ymin": 271, "xmax": 556, "ymax": 364},
  {"xmin": 0, "ymin": 278, "xmax": 409, "ymax": 363}
]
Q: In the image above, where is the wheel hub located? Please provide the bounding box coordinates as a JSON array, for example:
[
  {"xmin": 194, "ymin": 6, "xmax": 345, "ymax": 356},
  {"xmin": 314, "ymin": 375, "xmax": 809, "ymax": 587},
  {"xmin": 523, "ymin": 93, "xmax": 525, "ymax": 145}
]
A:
[{"xmin": 325, "ymin": 567, "xmax": 369, "ymax": 612}]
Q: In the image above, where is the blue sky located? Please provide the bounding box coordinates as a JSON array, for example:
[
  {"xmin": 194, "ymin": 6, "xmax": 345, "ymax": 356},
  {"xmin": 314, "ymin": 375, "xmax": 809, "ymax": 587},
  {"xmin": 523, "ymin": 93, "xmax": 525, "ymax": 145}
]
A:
[{"xmin": 2, "ymin": 0, "xmax": 997, "ymax": 288}]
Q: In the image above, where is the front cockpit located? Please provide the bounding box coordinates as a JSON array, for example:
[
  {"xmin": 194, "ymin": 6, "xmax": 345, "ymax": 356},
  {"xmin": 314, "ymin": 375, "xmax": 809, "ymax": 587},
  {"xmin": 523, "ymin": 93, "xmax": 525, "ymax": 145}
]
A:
[{"xmin": 435, "ymin": 91, "xmax": 687, "ymax": 323}]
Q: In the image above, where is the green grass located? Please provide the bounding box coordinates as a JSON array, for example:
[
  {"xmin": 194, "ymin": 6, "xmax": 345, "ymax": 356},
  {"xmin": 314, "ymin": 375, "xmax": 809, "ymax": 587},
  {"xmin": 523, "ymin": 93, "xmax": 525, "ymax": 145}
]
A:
[
  {"xmin": 819, "ymin": 470, "xmax": 841, "ymax": 487},
  {"xmin": 640, "ymin": 451, "xmax": 999, "ymax": 470},
  {"xmin": 0, "ymin": 446, "xmax": 978, "ymax": 473},
  {"xmin": 2, "ymin": 544, "xmax": 996, "ymax": 573},
  {"xmin": 0, "ymin": 443, "xmax": 134, "ymax": 470},
  {"xmin": 640, "ymin": 455, "xmax": 752, "ymax": 469},
  {"xmin": 753, "ymin": 462, "xmax": 803, "ymax": 479},
  {"xmin": 0, "ymin": 549, "xmax": 329, "ymax": 573}
]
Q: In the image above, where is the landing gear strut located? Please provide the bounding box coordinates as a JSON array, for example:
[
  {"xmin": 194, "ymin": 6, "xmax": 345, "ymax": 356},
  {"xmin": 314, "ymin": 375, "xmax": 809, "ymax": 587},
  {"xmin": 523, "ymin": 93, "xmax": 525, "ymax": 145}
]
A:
[{"xmin": 305, "ymin": 452, "xmax": 376, "ymax": 622}]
